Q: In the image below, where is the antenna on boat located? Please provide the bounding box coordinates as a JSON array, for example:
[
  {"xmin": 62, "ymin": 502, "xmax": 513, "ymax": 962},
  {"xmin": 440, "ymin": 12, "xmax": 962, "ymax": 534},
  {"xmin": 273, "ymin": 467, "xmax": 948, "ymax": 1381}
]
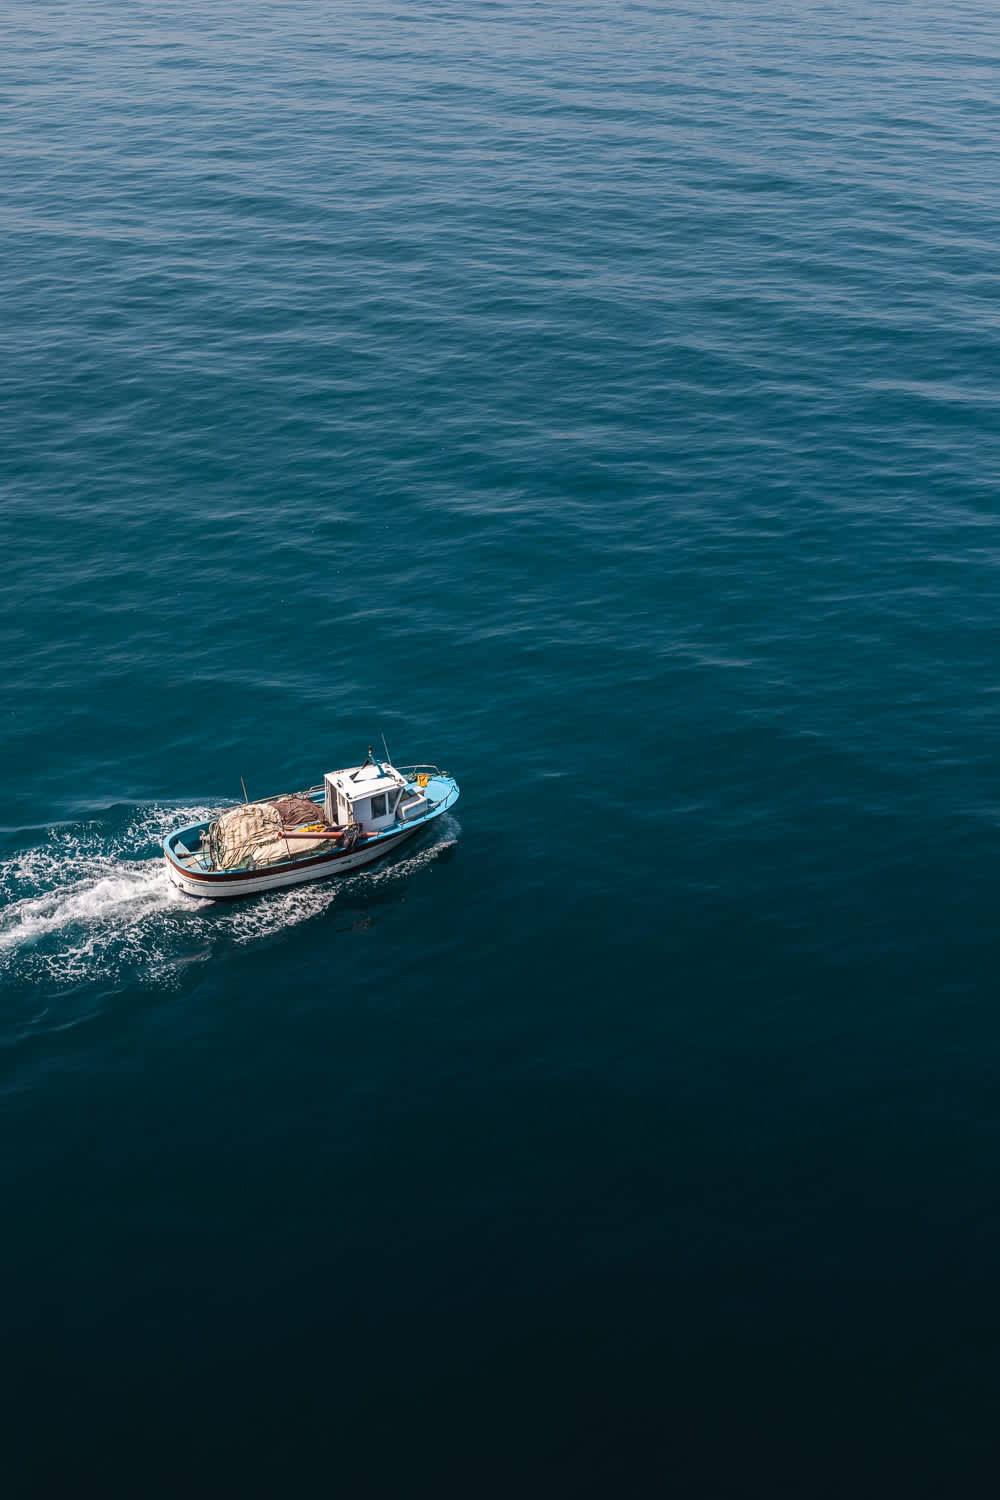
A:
[
  {"xmin": 381, "ymin": 731, "xmax": 392, "ymax": 767},
  {"xmin": 240, "ymin": 776, "xmax": 249, "ymax": 804},
  {"xmin": 352, "ymin": 748, "xmax": 374, "ymax": 781}
]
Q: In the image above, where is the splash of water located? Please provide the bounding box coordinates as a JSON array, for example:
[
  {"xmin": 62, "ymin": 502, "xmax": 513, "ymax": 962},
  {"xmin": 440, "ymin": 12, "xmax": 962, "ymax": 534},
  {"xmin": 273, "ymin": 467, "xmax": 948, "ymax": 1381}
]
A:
[
  {"xmin": 0, "ymin": 806, "xmax": 212, "ymax": 990},
  {"xmin": 0, "ymin": 805, "xmax": 458, "ymax": 996}
]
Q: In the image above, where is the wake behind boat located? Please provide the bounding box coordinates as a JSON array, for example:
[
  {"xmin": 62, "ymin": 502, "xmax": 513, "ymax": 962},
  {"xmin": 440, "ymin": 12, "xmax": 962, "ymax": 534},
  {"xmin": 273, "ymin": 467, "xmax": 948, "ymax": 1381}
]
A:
[{"xmin": 163, "ymin": 748, "xmax": 459, "ymax": 899}]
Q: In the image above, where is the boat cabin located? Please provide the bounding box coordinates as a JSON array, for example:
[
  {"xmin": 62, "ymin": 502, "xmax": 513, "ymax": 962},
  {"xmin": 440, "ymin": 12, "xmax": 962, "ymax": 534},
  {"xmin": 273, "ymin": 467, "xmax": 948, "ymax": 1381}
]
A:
[{"xmin": 324, "ymin": 756, "xmax": 428, "ymax": 833}]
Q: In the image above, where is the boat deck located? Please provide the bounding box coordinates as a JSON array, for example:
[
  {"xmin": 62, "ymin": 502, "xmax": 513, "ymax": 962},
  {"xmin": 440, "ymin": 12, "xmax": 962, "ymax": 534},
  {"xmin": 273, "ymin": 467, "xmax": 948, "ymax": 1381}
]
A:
[{"xmin": 162, "ymin": 767, "xmax": 458, "ymax": 892}]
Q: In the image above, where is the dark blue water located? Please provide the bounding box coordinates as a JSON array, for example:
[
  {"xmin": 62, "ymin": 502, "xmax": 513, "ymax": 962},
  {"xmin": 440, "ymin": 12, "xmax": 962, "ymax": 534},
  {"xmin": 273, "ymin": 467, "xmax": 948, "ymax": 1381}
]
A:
[{"xmin": 3, "ymin": 2, "xmax": 1000, "ymax": 1491}]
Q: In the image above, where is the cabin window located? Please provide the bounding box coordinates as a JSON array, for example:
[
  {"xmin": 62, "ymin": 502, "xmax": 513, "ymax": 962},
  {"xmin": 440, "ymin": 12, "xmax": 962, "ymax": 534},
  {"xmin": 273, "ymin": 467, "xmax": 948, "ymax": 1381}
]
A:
[
  {"xmin": 338, "ymin": 791, "xmax": 350, "ymax": 823},
  {"xmin": 370, "ymin": 792, "xmax": 387, "ymax": 819}
]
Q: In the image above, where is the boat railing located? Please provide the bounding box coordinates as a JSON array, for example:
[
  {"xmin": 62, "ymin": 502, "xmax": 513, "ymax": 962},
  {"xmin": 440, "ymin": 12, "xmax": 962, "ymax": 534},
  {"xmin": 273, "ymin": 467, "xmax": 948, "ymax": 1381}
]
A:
[{"xmin": 398, "ymin": 764, "xmax": 443, "ymax": 781}]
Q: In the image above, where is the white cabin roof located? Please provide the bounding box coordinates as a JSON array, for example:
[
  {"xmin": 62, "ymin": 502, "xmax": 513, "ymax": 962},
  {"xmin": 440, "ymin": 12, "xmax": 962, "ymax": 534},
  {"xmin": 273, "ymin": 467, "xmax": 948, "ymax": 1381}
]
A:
[{"xmin": 325, "ymin": 763, "xmax": 405, "ymax": 799}]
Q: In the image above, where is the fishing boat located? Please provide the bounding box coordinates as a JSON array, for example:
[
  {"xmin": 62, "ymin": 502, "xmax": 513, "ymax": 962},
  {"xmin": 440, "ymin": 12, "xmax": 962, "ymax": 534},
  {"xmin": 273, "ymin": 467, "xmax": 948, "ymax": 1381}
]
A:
[{"xmin": 163, "ymin": 748, "xmax": 459, "ymax": 899}]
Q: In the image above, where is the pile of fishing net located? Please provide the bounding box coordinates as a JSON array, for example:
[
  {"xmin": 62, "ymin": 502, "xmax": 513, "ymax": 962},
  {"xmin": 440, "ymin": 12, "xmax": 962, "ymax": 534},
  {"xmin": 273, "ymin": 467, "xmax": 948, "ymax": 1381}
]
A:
[
  {"xmin": 211, "ymin": 797, "xmax": 331, "ymax": 869},
  {"xmin": 269, "ymin": 795, "xmax": 325, "ymax": 827}
]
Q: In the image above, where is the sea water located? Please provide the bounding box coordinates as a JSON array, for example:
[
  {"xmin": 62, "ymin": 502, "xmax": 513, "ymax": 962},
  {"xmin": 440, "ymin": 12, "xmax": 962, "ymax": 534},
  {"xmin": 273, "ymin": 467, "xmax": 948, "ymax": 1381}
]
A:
[{"xmin": 3, "ymin": 2, "xmax": 1000, "ymax": 1492}]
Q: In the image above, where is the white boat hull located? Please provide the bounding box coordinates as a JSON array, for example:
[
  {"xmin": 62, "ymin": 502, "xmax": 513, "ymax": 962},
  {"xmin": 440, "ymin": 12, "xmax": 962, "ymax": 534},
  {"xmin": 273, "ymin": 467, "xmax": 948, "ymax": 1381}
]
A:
[{"xmin": 165, "ymin": 824, "xmax": 420, "ymax": 900}]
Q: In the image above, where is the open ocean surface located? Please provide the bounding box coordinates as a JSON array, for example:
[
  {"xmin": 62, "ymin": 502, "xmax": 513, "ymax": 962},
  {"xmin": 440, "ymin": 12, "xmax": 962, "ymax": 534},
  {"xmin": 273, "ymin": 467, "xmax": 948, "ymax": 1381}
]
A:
[{"xmin": 3, "ymin": 1, "xmax": 1000, "ymax": 1492}]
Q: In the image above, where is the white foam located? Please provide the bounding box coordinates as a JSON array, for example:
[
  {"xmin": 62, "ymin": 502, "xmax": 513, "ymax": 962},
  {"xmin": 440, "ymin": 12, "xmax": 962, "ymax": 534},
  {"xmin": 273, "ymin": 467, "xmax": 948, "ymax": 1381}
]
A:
[
  {"xmin": 0, "ymin": 804, "xmax": 214, "ymax": 987},
  {"xmin": 0, "ymin": 863, "xmax": 183, "ymax": 953},
  {"xmin": 0, "ymin": 806, "xmax": 460, "ymax": 989}
]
